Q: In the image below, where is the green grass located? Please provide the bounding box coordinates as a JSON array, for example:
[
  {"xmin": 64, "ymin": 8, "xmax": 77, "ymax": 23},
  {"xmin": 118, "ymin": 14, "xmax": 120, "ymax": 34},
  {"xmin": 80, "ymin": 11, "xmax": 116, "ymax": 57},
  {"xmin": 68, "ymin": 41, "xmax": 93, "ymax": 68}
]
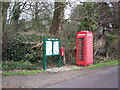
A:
[
  {"xmin": 83, "ymin": 60, "xmax": 118, "ymax": 69},
  {"xmin": 72, "ymin": 68, "xmax": 81, "ymax": 71},
  {"xmin": 3, "ymin": 70, "xmax": 47, "ymax": 76}
]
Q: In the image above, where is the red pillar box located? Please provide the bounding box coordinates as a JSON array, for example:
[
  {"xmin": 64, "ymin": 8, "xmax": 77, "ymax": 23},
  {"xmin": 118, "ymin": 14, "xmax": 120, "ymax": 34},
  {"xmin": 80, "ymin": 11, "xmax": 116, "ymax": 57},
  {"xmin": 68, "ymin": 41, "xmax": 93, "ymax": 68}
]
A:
[
  {"xmin": 61, "ymin": 47, "xmax": 64, "ymax": 56},
  {"xmin": 76, "ymin": 31, "xmax": 93, "ymax": 67}
]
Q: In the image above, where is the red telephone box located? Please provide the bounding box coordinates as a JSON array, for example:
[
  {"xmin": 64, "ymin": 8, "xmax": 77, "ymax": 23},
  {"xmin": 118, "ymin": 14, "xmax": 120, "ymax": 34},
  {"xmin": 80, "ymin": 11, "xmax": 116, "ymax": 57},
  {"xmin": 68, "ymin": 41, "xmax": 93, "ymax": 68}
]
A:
[{"xmin": 76, "ymin": 31, "xmax": 93, "ymax": 67}]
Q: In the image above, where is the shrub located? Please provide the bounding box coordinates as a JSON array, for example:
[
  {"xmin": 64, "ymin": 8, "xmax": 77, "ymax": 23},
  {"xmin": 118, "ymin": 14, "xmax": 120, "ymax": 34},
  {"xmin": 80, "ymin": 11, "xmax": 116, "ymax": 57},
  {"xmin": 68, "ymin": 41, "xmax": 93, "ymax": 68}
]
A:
[
  {"xmin": 2, "ymin": 34, "xmax": 50, "ymax": 63},
  {"xmin": 2, "ymin": 61, "xmax": 40, "ymax": 70},
  {"xmin": 2, "ymin": 34, "xmax": 61, "ymax": 69}
]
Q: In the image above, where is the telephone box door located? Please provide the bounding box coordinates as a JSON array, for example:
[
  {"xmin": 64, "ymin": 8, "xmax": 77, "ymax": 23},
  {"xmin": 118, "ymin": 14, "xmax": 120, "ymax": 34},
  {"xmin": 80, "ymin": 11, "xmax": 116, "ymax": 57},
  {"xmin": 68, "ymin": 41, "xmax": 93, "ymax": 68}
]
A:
[{"xmin": 76, "ymin": 34, "xmax": 86, "ymax": 66}]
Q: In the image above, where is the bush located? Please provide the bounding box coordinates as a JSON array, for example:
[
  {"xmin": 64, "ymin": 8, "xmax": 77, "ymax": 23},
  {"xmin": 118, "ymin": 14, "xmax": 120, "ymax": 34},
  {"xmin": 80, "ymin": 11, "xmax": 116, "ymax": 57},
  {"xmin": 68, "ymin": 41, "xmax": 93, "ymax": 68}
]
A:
[
  {"xmin": 2, "ymin": 34, "xmax": 50, "ymax": 63},
  {"xmin": 2, "ymin": 60, "xmax": 40, "ymax": 70},
  {"xmin": 2, "ymin": 34, "xmax": 62, "ymax": 69}
]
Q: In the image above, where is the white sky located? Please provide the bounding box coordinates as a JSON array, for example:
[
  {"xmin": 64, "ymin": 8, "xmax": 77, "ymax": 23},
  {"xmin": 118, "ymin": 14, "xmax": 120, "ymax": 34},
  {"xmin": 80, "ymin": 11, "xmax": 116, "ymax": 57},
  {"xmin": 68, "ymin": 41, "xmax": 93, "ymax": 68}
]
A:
[{"xmin": 64, "ymin": 1, "xmax": 81, "ymax": 19}]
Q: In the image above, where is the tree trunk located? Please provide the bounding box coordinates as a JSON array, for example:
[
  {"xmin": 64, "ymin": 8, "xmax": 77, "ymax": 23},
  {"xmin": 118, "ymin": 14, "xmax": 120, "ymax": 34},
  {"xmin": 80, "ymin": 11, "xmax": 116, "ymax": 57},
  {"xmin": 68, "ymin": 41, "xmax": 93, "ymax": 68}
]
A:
[
  {"xmin": 2, "ymin": 2, "xmax": 10, "ymax": 50},
  {"xmin": 2, "ymin": 2, "xmax": 10, "ymax": 33},
  {"xmin": 2, "ymin": 2, "xmax": 22, "ymax": 50},
  {"xmin": 49, "ymin": 2, "xmax": 65, "ymax": 37}
]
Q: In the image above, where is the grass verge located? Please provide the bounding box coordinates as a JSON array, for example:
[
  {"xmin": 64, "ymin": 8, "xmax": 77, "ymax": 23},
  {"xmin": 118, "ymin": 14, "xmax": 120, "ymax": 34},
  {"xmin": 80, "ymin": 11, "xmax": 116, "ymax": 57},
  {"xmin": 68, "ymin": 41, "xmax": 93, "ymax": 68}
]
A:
[
  {"xmin": 3, "ymin": 70, "xmax": 47, "ymax": 76},
  {"xmin": 72, "ymin": 68, "xmax": 81, "ymax": 71},
  {"xmin": 83, "ymin": 60, "xmax": 118, "ymax": 69}
]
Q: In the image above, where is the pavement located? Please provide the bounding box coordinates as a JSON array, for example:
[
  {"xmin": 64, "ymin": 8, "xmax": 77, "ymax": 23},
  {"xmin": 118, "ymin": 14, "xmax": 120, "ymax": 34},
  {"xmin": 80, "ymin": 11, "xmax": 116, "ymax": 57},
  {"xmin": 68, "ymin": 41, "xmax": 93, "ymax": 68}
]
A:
[
  {"xmin": 46, "ymin": 65, "xmax": 82, "ymax": 72},
  {"xmin": 46, "ymin": 66, "xmax": 118, "ymax": 88}
]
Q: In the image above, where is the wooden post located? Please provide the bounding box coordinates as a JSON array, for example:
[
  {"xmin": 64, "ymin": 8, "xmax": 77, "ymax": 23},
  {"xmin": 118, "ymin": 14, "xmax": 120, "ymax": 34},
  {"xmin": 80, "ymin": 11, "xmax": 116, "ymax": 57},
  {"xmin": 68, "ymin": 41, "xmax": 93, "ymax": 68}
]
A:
[{"xmin": 63, "ymin": 48, "xmax": 66, "ymax": 65}]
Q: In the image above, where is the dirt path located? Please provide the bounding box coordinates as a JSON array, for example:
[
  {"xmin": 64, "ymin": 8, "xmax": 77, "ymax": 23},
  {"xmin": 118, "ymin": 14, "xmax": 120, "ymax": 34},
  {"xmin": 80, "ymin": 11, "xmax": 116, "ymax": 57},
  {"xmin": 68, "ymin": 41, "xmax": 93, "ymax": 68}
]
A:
[{"xmin": 2, "ymin": 66, "xmax": 115, "ymax": 88}]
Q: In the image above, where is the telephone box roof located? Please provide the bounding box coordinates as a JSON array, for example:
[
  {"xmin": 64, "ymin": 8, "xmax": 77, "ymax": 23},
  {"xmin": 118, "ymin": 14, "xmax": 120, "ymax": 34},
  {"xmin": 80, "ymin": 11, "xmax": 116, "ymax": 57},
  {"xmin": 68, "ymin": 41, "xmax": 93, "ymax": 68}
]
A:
[{"xmin": 77, "ymin": 31, "xmax": 93, "ymax": 34}]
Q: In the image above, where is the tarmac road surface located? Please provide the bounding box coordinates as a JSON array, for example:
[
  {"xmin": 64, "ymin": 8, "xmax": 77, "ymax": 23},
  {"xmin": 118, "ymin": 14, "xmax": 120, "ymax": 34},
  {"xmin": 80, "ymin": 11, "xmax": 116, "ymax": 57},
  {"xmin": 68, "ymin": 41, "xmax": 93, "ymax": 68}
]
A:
[{"xmin": 46, "ymin": 66, "xmax": 118, "ymax": 88}]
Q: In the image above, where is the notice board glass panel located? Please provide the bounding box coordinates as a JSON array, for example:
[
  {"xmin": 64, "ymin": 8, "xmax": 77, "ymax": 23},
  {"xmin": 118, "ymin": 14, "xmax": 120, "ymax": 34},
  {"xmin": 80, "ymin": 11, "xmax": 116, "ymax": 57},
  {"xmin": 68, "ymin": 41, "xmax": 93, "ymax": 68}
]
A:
[
  {"xmin": 53, "ymin": 41, "xmax": 59, "ymax": 55},
  {"xmin": 46, "ymin": 41, "xmax": 52, "ymax": 55}
]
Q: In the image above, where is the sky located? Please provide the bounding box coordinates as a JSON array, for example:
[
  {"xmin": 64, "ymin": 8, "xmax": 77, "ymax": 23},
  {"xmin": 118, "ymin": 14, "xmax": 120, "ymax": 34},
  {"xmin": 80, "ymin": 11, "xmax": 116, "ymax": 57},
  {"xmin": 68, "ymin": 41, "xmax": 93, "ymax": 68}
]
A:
[{"xmin": 65, "ymin": 1, "xmax": 81, "ymax": 19}]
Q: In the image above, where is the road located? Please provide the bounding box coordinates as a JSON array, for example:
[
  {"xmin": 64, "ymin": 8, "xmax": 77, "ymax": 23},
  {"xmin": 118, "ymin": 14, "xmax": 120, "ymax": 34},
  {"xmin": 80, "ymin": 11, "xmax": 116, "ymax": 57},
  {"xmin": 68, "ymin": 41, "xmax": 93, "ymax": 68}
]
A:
[{"xmin": 46, "ymin": 66, "xmax": 118, "ymax": 88}]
